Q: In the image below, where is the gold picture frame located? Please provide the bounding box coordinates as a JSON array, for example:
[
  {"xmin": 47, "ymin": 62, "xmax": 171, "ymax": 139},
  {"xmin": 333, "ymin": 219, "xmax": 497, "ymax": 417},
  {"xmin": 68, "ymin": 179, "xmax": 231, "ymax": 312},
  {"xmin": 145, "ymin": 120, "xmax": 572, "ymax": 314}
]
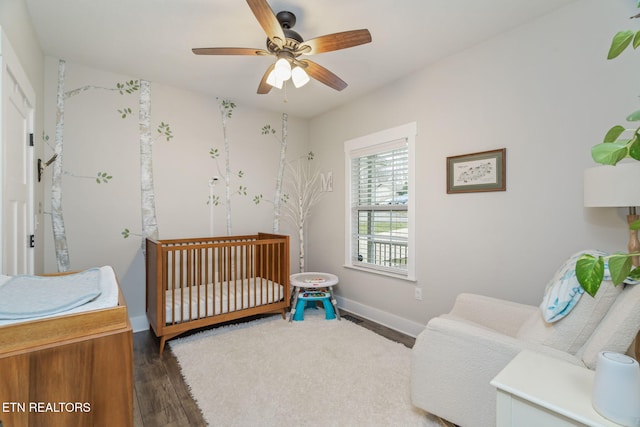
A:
[{"xmin": 446, "ymin": 148, "xmax": 506, "ymax": 194}]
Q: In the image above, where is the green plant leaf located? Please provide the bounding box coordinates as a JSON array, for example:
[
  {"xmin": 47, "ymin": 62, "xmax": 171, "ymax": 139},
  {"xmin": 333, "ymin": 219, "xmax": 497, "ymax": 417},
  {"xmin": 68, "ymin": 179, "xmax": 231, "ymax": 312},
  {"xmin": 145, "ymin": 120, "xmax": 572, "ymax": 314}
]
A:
[
  {"xmin": 604, "ymin": 125, "xmax": 626, "ymax": 142},
  {"xmin": 628, "ymin": 266, "xmax": 640, "ymax": 280},
  {"xmin": 629, "ymin": 136, "xmax": 640, "ymax": 160},
  {"xmin": 608, "ymin": 253, "xmax": 633, "ymax": 285},
  {"xmin": 634, "ymin": 30, "xmax": 640, "ymax": 49},
  {"xmin": 627, "ymin": 110, "xmax": 640, "ymax": 121},
  {"xmin": 576, "ymin": 255, "xmax": 605, "ymax": 297},
  {"xmin": 608, "ymin": 30, "xmax": 635, "ymax": 59},
  {"xmin": 591, "ymin": 141, "xmax": 629, "ymax": 165}
]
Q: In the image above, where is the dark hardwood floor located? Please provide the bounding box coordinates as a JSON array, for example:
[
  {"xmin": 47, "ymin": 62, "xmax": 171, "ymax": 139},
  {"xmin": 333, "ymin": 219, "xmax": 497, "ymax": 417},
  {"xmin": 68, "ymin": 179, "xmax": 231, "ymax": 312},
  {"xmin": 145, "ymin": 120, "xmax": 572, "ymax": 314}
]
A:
[{"xmin": 132, "ymin": 312, "xmax": 416, "ymax": 427}]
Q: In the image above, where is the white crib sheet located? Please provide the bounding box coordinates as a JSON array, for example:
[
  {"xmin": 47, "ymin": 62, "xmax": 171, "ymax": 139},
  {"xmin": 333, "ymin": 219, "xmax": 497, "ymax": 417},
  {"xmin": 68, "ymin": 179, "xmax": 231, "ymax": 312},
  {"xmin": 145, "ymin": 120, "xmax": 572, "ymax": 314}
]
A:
[
  {"xmin": 165, "ymin": 277, "xmax": 284, "ymax": 323},
  {"xmin": 0, "ymin": 266, "xmax": 120, "ymax": 327}
]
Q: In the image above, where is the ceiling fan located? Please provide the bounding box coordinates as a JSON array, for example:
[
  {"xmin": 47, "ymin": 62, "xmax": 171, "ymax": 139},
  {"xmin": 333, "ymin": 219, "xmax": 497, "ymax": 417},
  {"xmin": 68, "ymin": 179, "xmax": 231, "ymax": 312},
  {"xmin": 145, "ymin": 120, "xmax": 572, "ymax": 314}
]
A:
[{"xmin": 192, "ymin": 0, "xmax": 372, "ymax": 94}]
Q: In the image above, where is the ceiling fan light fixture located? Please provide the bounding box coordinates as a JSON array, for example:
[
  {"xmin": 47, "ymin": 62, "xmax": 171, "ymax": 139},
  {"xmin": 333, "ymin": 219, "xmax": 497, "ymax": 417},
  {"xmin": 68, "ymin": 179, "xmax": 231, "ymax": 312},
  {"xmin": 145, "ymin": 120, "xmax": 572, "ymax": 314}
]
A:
[
  {"xmin": 291, "ymin": 66, "xmax": 310, "ymax": 88},
  {"xmin": 266, "ymin": 69, "xmax": 284, "ymax": 89},
  {"xmin": 274, "ymin": 58, "xmax": 291, "ymax": 81},
  {"xmin": 192, "ymin": 2, "xmax": 372, "ymax": 95}
]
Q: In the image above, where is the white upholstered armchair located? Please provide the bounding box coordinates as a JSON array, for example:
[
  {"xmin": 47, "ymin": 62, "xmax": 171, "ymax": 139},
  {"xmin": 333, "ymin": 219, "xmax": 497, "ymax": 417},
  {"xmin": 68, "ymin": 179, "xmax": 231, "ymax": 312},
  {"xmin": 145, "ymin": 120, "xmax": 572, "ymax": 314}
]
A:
[{"xmin": 411, "ymin": 258, "xmax": 640, "ymax": 427}]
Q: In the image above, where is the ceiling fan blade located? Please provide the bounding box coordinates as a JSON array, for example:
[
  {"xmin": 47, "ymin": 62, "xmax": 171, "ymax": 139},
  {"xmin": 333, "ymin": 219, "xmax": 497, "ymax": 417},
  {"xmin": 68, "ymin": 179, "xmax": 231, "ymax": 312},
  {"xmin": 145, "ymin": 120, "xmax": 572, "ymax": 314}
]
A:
[
  {"xmin": 192, "ymin": 47, "xmax": 268, "ymax": 56},
  {"xmin": 257, "ymin": 63, "xmax": 275, "ymax": 94},
  {"xmin": 300, "ymin": 29, "xmax": 372, "ymax": 55},
  {"xmin": 301, "ymin": 60, "xmax": 347, "ymax": 91},
  {"xmin": 246, "ymin": 0, "xmax": 285, "ymax": 44}
]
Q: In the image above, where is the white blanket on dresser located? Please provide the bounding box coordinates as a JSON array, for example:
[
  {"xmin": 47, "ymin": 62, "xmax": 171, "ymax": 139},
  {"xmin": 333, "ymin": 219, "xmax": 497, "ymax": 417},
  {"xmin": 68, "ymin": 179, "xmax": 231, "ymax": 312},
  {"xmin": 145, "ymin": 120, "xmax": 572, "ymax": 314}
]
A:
[{"xmin": 0, "ymin": 266, "xmax": 119, "ymax": 326}]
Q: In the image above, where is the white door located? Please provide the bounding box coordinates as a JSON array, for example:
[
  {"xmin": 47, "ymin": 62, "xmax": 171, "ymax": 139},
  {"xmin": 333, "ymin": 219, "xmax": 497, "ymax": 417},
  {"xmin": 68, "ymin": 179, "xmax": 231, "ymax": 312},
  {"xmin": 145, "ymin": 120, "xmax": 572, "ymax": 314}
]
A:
[{"xmin": 0, "ymin": 30, "xmax": 35, "ymax": 275}]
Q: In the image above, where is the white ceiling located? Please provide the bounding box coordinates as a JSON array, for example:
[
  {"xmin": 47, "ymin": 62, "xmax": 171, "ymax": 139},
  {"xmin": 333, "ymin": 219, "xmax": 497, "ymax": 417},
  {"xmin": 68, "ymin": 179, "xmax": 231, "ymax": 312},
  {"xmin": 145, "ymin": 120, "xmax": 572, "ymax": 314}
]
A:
[{"xmin": 25, "ymin": 0, "xmax": 578, "ymax": 118}]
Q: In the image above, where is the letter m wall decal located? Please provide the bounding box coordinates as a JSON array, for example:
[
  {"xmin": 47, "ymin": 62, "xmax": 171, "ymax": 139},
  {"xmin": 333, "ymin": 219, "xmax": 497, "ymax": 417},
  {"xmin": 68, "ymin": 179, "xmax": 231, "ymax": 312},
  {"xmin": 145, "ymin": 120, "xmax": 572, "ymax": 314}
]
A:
[{"xmin": 320, "ymin": 172, "xmax": 333, "ymax": 192}]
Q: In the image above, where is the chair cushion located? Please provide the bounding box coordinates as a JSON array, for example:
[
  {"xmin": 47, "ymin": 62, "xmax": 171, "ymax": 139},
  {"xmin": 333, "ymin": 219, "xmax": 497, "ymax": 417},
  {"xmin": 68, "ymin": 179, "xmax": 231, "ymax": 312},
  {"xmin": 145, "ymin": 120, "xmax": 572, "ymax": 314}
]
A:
[
  {"xmin": 516, "ymin": 251, "xmax": 623, "ymax": 354},
  {"xmin": 577, "ymin": 282, "xmax": 640, "ymax": 369}
]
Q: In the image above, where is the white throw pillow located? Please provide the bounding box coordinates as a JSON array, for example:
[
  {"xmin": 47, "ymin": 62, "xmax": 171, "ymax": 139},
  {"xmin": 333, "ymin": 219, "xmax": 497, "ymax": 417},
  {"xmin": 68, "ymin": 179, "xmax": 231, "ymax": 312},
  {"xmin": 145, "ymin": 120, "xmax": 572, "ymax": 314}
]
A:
[
  {"xmin": 539, "ymin": 250, "xmax": 610, "ymax": 323},
  {"xmin": 517, "ymin": 251, "xmax": 624, "ymax": 354}
]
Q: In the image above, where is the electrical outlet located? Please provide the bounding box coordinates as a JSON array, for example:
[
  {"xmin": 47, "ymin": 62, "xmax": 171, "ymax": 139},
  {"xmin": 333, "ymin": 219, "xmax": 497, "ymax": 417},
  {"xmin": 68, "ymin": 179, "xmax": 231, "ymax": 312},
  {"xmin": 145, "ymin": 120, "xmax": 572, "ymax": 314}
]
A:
[{"xmin": 414, "ymin": 287, "xmax": 422, "ymax": 300}]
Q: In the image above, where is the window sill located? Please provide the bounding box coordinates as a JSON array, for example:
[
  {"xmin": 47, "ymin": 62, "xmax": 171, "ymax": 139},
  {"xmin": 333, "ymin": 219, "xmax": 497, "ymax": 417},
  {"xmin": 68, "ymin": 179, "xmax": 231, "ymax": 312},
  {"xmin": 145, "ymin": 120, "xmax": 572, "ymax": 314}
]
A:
[{"xmin": 343, "ymin": 264, "xmax": 416, "ymax": 283}]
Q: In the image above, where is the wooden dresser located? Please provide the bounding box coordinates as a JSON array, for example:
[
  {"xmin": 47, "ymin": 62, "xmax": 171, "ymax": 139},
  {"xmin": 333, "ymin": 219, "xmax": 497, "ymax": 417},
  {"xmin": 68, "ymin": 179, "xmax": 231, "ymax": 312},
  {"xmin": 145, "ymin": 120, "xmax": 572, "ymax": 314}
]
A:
[{"xmin": 0, "ymin": 287, "xmax": 133, "ymax": 427}]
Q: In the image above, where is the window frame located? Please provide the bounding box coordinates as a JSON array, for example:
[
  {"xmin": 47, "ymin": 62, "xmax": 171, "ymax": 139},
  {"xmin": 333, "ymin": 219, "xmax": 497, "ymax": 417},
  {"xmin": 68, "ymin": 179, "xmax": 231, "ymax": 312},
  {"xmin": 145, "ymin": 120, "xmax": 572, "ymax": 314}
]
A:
[{"xmin": 344, "ymin": 122, "xmax": 417, "ymax": 281}]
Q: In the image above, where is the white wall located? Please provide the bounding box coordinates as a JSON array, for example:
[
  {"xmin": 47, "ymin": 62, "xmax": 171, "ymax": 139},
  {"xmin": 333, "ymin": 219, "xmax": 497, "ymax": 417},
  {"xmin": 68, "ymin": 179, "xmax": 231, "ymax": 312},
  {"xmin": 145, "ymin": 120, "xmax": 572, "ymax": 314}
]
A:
[
  {"xmin": 307, "ymin": 0, "xmax": 640, "ymax": 335},
  {"xmin": 41, "ymin": 59, "xmax": 309, "ymax": 323},
  {"xmin": 0, "ymin": 0, "xmax": 45, "ymax": 273},
  {"xmin": 33, "ymin": 0, "xmax": 640, "ymax": 335}
]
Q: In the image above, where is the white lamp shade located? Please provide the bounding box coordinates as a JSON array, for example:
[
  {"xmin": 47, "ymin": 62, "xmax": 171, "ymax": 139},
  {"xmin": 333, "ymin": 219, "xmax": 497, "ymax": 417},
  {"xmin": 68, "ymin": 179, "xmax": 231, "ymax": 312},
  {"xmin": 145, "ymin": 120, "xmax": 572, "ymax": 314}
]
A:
[
  {"xmin": 584, "ymin": 163, "xmax": 640, "ymax": 207},
  {"xmin": 291, "ymin": 66, "xmax": 310, "ymax": 88}
]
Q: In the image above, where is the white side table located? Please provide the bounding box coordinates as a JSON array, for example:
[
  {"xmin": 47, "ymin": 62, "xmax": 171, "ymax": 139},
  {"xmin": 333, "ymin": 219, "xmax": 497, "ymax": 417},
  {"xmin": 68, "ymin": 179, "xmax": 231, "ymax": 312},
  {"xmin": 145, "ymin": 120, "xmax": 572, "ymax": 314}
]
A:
[
  {"xmin": 491, "ymin": 350, "xmax": 621, "ymax": 427},
  {"xmin": 289, "ymin": 272, "xmax": 340, "ymax": 322}
]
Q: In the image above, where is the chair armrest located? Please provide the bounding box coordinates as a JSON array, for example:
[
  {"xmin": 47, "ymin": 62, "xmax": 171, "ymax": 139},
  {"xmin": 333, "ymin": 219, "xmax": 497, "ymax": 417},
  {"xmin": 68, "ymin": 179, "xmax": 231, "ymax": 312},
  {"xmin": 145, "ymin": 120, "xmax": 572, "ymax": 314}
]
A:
[
  {"xmin": 447, "ymin": 293, "xmax": 538, "ymax": 336},
  {"xmin": 411, "ymin": 316, "xmax": 581, "ymax": 427}
]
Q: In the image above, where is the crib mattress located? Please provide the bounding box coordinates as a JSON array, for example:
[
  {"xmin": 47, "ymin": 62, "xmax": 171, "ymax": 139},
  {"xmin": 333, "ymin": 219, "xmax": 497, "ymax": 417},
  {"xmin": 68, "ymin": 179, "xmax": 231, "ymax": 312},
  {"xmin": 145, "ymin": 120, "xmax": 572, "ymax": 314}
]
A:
[{"xmin": 165, "ymin": 277, "xmax": 284, "ymax": 323}]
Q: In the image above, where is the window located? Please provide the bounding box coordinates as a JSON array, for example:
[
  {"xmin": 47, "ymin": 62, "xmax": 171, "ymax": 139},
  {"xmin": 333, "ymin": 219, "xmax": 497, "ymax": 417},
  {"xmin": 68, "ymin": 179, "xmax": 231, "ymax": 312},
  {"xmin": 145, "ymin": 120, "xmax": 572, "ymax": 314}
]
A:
[{"xmin": 344, "ymin": 122, "xmax": 416, "ymax": 280}]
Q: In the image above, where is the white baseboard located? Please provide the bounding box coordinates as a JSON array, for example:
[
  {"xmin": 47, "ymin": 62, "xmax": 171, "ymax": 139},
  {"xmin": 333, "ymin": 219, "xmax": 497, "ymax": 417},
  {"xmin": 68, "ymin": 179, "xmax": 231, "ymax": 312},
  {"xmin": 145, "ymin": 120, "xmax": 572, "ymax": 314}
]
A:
[
  {"xmin": 130, "ymin": 301, "xmax": 427, "ymax": 337},
  {"xmin": 335, "ymin": 296, "xmax": 425, "ymax": 338},
  {"xmin": 130, "ymin": 315, "xmax": 149, "ymax": 333}
]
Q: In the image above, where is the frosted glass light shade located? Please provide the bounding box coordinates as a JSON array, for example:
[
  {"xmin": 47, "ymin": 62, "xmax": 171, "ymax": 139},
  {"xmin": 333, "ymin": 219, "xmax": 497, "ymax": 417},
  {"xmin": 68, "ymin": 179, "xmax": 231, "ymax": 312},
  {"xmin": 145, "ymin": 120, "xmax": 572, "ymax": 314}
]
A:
[
  {"xmin": 266, "ymin": 70, "xmax": 283, "ymax": 89},
  {"xmin": 584, "ymin": 163, "xmax": 640, "ymax": 207},
  {"xmin": 274, "ymin": 58, "xmax": 291, "ymax": 81},
  {"xmin": 291, "ymin": 66, "xmax": 310, "ymax": 88}
]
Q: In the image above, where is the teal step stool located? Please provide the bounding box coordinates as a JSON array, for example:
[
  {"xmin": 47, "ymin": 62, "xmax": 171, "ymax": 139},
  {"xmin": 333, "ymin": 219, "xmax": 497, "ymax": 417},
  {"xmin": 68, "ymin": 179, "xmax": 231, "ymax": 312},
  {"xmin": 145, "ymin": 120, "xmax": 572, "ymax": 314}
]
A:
[{"xmin": 292, "ymin": 291, "xmax": 336, "ymax": 321}]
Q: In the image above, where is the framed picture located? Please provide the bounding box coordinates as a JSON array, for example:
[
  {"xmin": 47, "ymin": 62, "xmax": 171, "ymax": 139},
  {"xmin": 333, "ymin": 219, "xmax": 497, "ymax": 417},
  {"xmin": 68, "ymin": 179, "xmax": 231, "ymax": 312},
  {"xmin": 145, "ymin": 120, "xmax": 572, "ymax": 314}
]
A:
[{"xmin": 446, "ymin": 148, "xmax": 506, "ymax": 194}]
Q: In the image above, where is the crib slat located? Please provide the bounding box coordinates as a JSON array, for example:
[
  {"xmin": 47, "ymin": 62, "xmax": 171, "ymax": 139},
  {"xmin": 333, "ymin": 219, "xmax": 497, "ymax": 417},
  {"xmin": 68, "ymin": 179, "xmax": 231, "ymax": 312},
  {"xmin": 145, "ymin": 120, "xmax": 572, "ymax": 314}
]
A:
[
  {"xmin": 171, "ymin": 250, "xmax": 176, "ymax": 324},
  {"xmin": 216, "ymin": 245, "xmax": 221, "ymax": 316},
  {"xmin": 196, "ymin": 247, "xmax": 201, "ymax": 320},
  {"xmin": 181, "ymin": 249, "xmax": 185, "ymax": 322}
]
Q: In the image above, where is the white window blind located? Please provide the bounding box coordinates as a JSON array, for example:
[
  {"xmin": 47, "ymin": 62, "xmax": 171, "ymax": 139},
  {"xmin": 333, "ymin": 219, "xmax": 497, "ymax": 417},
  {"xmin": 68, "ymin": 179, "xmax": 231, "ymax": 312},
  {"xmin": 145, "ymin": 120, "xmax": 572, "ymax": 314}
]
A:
[{"xmin": 350, "ymin": 139, "xmax": 409, "ymax": 275}]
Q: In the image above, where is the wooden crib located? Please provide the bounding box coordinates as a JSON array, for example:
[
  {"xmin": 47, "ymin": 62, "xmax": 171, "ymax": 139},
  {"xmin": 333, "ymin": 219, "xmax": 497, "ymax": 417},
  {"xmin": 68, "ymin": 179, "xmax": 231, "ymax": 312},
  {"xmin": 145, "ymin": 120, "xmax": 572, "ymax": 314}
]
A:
[{"xmin": 146, "ymin": 233, "xmax": 290, "ymax": 354}]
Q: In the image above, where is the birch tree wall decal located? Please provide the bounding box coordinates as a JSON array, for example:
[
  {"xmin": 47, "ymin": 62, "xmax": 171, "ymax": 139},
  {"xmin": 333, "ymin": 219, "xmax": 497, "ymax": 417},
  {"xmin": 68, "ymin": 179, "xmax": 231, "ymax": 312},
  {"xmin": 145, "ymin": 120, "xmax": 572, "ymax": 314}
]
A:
[
  {"xmin": 50, "ymin": 59, "xmax": 139, "ymax": 271},
  {"xmin": 51, "ymin": 59, "xmax": 70, "ymax": 272},
  {"xmin": 220, "ymin": 99, "xmax": 234, "ymax": 235},
  {"xmin": 139, "ymin": 80, "xmax": 158, "ymax": 246},
  {"xmin": 137, "ymin": 80, "xmax": 173, "ymax": 248},
  {"xmin": 273, "ymin": 113, "xmax": 288, "ymax": 233},
  {"xmin": 120, "ymin": 82, "xmax": 172, "ymax": 245},
  {"xmin": 254, "ymin": 113, "xmax": 288, "ymax": 232},
  {"xmin": 208, "ymin": 99, "xmax": 247, "ymax": 235},
  {"xmin": 281, "ymin": 152, "xmax": 324, "ymax": 272}
]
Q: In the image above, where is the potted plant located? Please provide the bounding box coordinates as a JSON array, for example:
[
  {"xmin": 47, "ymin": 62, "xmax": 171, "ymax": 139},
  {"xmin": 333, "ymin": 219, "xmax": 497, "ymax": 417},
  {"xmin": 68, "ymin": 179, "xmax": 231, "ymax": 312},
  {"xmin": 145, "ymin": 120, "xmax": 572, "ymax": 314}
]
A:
[{"xmin": 576, "ymin": 4, "xmax": 640, "ymax": 296}]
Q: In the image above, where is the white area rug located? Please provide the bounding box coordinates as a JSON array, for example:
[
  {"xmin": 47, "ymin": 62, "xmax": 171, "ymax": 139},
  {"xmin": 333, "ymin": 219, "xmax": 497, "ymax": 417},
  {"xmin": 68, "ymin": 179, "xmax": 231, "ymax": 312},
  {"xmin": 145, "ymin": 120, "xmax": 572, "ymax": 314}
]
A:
[{"xmin": 170, "ymin": 310, "xmax": 441, "ymax": 426}]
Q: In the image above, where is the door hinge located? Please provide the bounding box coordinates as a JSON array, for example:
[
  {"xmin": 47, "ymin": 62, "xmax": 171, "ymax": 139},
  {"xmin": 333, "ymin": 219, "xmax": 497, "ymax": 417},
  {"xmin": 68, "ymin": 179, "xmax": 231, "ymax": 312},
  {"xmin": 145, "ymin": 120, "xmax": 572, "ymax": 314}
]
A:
[
  {"xmin": 29, "ymin": 234, "xmax": 35, "ymax": 248},
  {"xmin": 29, "ymin": 133, "xmax": 34, "ymax": 147}
]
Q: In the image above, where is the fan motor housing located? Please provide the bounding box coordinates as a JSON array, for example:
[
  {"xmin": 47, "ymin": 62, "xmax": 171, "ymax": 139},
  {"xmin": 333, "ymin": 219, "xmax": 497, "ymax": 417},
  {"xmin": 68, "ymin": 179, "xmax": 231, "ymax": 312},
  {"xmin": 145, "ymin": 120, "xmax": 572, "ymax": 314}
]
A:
[{"xmin": 277, "ymin": 11, "xmax": 303, "ymax": 42}]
